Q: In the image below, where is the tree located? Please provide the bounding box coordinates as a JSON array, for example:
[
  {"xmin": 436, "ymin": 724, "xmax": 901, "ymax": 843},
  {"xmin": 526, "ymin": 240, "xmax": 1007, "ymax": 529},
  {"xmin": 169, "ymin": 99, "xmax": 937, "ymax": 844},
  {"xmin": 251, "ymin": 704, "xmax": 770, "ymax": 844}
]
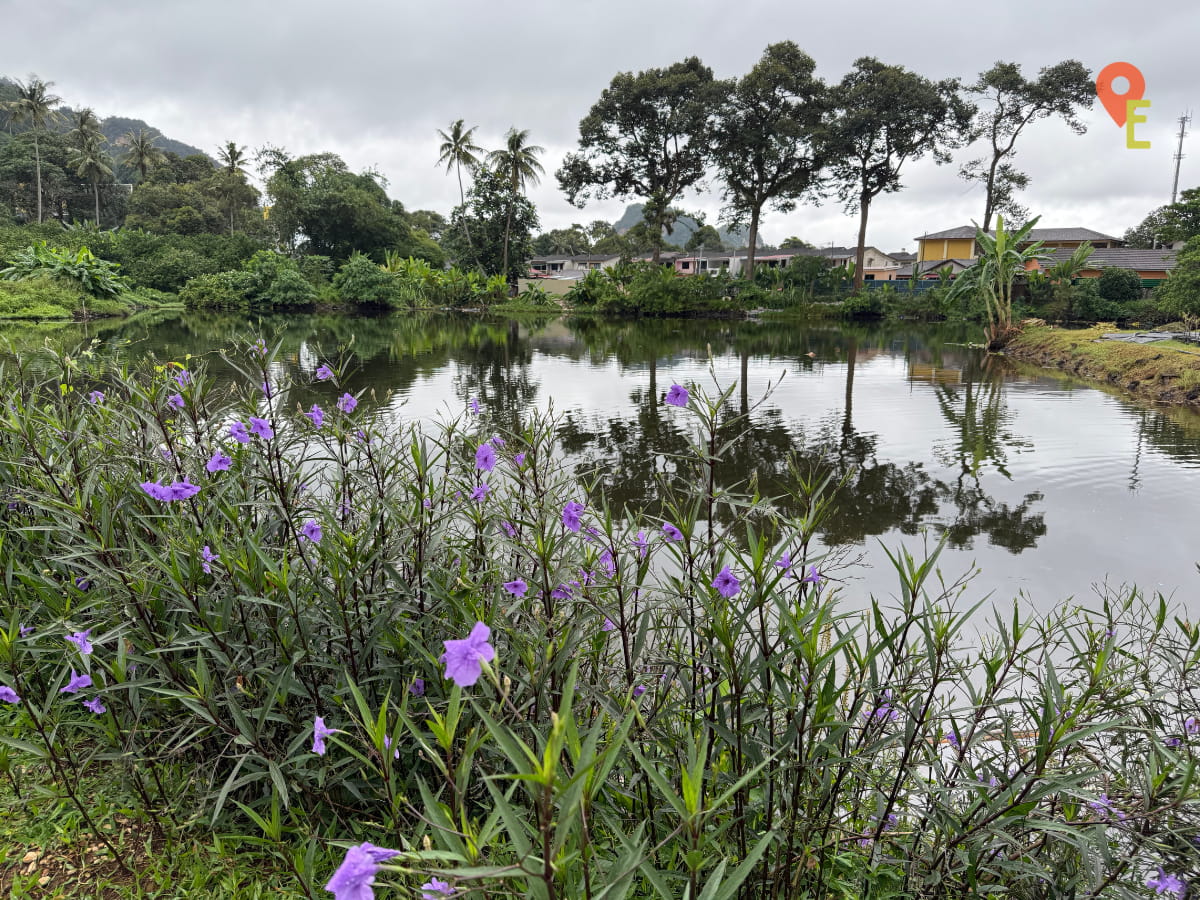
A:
[
  {"xmin": 825, "ymin": 58, "xmax": 972, "ymax": 290},
  {"xmin": 960, "ymin": 61, "xmax": 1094, "ymax": 231},
  {"xmin": 1096, "ymin": 267, "xmax": 1143, "ymax": 304},
  {"xmin": 685, "ymin": 224, "xmax": 724, "ymax": 252},
  {"xmin": 710, "ymin": 42, "xmax": 827, "ymax": 279},
  {"xmin": 558, "ymin": 57, "xmax": 722, "ymax": 263},
  {"xmin": 67, "ymin": 108, "xmax": 112, "ymax": 226},
  {"xmin": 1124, "ymin": 188, "xmax": 1200, "ymax": 248},
  {"xmin": 2, "ymin": 75, "xmax": 61, "ymax": 223},
  {"xmin": 122, "ymin": 129, "xmax": 166, "ymax": 182},
  {"xmin": 446, "ymin": 167, "xmax": 539, "ymax": 280},
  {"xmin": 215, "ymin": 141, "xmax": 254, "ymax": 234},
  {"xmin": 1157, "ymin": 235, "xmax": 1200, "ymax": 321},
  {"xmin": 780, "ymin": 236, "xmax": 815, "ymax": 250},
  {"xmin": 533, "ymin": 225, "xmax": 590, "ymax": 256},
  {"xmin": 488, "ymin": 128, "xmax": 545, "ymax": 281},
  {"xmin": 437, "ymin": 119, "xmax": 483, "ymax": 249}
]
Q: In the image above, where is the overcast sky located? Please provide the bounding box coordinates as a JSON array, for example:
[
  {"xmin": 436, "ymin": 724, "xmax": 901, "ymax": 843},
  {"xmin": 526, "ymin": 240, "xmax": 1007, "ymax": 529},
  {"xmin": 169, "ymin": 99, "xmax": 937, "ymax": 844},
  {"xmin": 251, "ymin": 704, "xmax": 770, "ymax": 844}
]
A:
[{"xmin": 8, "ymin": 0, "xmax": 1200, "ymax": 251}]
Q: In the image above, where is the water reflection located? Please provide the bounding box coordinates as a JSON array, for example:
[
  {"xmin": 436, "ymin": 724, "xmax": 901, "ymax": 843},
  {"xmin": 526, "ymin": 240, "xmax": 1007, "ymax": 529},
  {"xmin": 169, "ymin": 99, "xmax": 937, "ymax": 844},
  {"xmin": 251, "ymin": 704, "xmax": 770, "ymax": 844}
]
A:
[{"xmin": 9, "ymin": 309, "xmax": 1200, "ymax": 606}]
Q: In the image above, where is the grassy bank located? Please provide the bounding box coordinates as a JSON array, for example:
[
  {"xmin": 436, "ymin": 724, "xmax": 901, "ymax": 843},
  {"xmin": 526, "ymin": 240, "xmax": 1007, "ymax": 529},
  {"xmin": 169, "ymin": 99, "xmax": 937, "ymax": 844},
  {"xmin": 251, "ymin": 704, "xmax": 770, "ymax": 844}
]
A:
[{"xmin": 1007, "ymin": 324, "xmax": 1200, "ymax": 405}]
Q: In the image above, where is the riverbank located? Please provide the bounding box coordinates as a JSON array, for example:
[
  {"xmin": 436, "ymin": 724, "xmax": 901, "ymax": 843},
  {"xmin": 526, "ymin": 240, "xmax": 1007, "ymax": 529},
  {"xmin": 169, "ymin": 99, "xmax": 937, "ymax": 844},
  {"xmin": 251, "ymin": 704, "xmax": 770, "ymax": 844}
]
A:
[{"xmin": 1006, "ymin": 324, "xmax": 1200, "ymax": 406}]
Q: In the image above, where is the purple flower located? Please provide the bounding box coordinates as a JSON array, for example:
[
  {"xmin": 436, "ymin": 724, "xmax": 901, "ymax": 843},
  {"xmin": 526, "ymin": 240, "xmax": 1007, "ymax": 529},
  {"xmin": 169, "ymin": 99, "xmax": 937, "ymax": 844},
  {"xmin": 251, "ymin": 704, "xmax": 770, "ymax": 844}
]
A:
[
  {"xmin": 382, "ymin": 735, "xmax": 399, "ymax": 759},
  {"xmin": 468, "ymin": 398, "xmax": 481, "ymax": 415},
  {"xmin": 503, "ymin": 578, "xmax": 528, "ymax": 597},
  {"xmin": 61, "ymin": 670, "xmax": 92, "ymax": 694},
  {"xmin": 315, "ymin": 364, "xmax": 334, "ymax": 381},
  {"xmin": 66, "ymin": 629, "xmax": 93, "ymax": 655},
  {"xmin": 201, "ymin": 545, "xmax": 217, "ymax": 574},
  {"xmin": 252, "ymin": 338, "xmax": 267, "ymax": 356},
  {"xmin": 662, "ymin": 523, "xmax": 683, "ymax": 542},
  {"xmin": 712, "ymin": 566, "xmax": 740, "ymax": 599},
  {"xmin": 470, "ymin": 483, "xmax": 490, "ymax": 502},
  {"xmin": 167, "ymin": 393, "xmax": 185, "ymax": 410},
  {"xmin": 0, "ymin": 686, "xmax": 19, "ymax": 703},
  {"xmin": 325, "ymin": 842, "xmax": 399, "ymax": 900},
  {"xmin": 141, "ymin": 481, "xmax": 171, "ymax": 501},
  {"xmin": 174, "ymin": 370, "xmax": 191, "ymax": 388},
  {"xmin": 665, "ymin": 384, "xmax": 689, "ymax": 407},
  {"xmin": 83, "ymin": 697, "xmax": 106, "ymax": 714},
  {"xmin": 18, "ymin": 625, "xmax": 32, "ymax": 637},
  {"xmin": 1088, "ymin": 793, "xmax": 1127, "ymax": 822},
  {"xmin": 74, "ymin": 577, "xmax": 91, "ymax": 592},
  {"xmin": 867, "ymin": 690, "xmax": 901, "ymax": 723},
  {"xmin": 1146, "ymin": 868, "xmax": 1186, "ymax": 898},
  {"xmin": 489, "ymin": 434, "xmax": 506, "ymax": 448},
  {"xmin": 1166, "ymin": 737, "xmax": 1183, "ymax": 748},
  {"xmin": 944, "ymin": 730, "xmax": 960, "ymax": 749},
  {"xmin": 500, "ymin": 520, "xmax": 518, "ymax": 538},
  {"xmin": 230, "ymin": 422, "xmax": 250, "ymax": 444},
  {"xmin": 514, "ymin": 452, "xmax": 526, "ymax": 466},
  {"xmin": 260, "ymin": 380, "xmax": 272, "ymax": 398},
  {"xmin": 422, "ymin": 498, "xmax": 432, "ymax": 510},
  {"xmin": 801, "ymin": 566, "xmax": 822, "ymax": 586},
  {"xmin": 312, "ymin": 715, "xmax": 335, "ymax": 756},
  {"xmin": 597, "ymin": 550, "xmax": 616, "ymax": 578},
  {"xmin": 305, "ymin": 404, "xmax": 325, "ymax": 428},
  {"xmin": 1186, "ymin": 717, "xmax": 1200, "ymax": 734},
  {"xmin": 633, "ymin": 530, "xmax": 649, "ymax": 558},
  {"xmin": 602, "ymin": 618, "xmax": 616, "ymax": 632},
  {"xmin": 168, "ymin": 481, "xmax": 201, "ymax": 500},
  {"xmin": 440, "ymin": 622, "xmax": 495, "ymax": 688},
  {"xmin": 775, "ymin": 552, "xmax": 793, "ymax": 574},
  {"xmin": 337, "ymin": 393, "xmax": 358, "ymax": 414},
  {"xmin": 562, "ymin": 501, "xmax": 584, "ymax": 532},
  {"xmin": 633, "ymin": 685, "xmax": 647, "ymax": 697},
  {"xmin": 249, "ymin": 417, "xmax": 274, "ymax": 440},
  {"xmin": 301, "ymin": 519, "xmax": 322, "ymax": 543},
  {"xmin": 87, "ymin": 390, "xmax": 104, "ymax": 404},
  {"xmin": 475, "ymin": 443, "xmax": 496, "ymax": 472},
  {"xmin": 206, "ymin": 450, "xmax": 232, "ymax": 473},
  {"xmin": 551, "ymin": 584, "xmax": 572, "ymax": 600},
  {"xmin": 410, "ymin": 678, "xmax": 425, "ymax": 697},
  {"xmin": 421, "ymin": 877, "xmax": 455, "ymax": 899}
]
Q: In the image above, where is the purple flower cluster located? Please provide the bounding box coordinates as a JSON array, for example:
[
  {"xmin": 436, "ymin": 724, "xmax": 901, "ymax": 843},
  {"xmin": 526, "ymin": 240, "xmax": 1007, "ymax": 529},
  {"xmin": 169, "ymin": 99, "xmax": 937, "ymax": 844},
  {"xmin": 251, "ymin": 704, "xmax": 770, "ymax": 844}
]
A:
[
  {"xmin": 562, "ymin": 501, "xmax": 584, "ymax": 532},
  {"xmin": 206, "ymin": 450, "xmax": 232, "ymax": 473},
  {"xmin": 1146, "ymin": 868, "xmax": 1186, "ymax": 898},
  {"xmin": 866, "ymin": 690, "xmax": 901, "ymax": 723},
  {"xmin": 141, "ymin": 480, "xmax": 200, "ymax": 501}
]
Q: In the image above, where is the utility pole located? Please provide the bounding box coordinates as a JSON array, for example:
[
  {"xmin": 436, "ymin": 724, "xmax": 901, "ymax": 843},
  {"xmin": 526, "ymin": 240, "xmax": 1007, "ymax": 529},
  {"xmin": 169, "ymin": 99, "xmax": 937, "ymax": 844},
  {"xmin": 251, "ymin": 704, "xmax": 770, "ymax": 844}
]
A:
[{"xmin": 1171, "ymin": 112, "xmax": 1191, "ymax": 205}]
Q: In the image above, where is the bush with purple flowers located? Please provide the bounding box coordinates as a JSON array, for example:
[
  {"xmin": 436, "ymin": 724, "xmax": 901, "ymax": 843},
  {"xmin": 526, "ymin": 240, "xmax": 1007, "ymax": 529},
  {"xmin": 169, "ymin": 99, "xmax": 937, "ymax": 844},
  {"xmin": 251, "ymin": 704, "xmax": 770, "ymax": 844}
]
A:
[{"xmin": 0, "ymin": 343, "xmax": 1198, "ymax": 899}]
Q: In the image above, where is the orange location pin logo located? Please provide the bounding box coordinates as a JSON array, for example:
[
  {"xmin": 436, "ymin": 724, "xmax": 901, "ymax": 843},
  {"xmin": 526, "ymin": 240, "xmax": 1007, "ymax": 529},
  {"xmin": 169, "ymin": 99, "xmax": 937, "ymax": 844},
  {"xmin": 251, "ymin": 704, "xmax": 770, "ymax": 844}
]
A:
[{"xmin": 1096, "ymin": 62, "xmax": 1145, "ymax": 127}]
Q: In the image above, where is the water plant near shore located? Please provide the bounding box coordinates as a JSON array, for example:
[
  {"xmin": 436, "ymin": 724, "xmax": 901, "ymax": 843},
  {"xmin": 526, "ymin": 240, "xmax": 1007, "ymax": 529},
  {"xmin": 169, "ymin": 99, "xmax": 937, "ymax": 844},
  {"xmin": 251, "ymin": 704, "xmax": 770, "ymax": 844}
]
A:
[{"xmin": 0, "ymin": 342, "xmax": 1198, "ymax": 898}]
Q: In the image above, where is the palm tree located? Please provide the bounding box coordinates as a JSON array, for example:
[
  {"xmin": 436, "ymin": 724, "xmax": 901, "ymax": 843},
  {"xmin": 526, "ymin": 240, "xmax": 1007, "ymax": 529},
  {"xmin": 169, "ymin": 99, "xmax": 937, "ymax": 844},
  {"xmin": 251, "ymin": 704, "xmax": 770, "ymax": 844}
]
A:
[
  {"xmin": 67, "ymin": 108, "xmax": 111, "ymax": 226},
  {"xmin": 437, "ymin": 119, "xmax": 483, "ymax": 251},
  {"xmin": 2, "ymin": 75, "xmax": 62, "ymax": 223},
  {"xmin": 216, "ymin": 141, "xmax": 250, "ymax": 234},
  {"xmin": 487, "ymin": 128, "xmax": 545, "ymax": 279},
  {"xmin": 123, "ymin": 129, "xmax": 166, "ymax": 182}
]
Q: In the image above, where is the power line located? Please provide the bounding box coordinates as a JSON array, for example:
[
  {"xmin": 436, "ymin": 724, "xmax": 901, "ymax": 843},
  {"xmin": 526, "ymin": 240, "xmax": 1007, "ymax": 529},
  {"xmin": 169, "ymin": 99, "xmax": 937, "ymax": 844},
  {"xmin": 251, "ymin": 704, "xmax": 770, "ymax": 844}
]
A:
[{"xmin": 1171, "ymin": 111, "xmax": 1191, "ymax": 205}]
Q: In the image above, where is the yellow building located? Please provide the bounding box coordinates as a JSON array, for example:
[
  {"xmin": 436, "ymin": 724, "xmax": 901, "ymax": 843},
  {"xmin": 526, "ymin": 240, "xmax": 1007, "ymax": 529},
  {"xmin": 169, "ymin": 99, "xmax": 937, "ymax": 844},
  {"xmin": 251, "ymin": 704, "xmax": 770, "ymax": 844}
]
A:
[{"xmin": 915, "ymin": 226, "xmax": 1123, "ymax": 262}]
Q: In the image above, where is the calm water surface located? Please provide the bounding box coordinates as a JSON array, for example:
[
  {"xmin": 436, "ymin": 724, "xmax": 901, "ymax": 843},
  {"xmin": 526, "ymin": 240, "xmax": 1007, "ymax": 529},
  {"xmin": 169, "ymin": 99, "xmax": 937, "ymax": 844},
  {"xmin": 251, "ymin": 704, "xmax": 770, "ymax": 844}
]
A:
[{"xmin": 15, "ymin": 310, "xmax": 1200, "ymax": 614}]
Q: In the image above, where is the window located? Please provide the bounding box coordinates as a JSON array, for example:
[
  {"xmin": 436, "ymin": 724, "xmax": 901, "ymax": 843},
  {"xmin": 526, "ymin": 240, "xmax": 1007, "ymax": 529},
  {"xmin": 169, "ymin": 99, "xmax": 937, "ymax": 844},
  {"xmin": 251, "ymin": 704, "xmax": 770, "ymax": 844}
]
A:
[{"xmin": 681, "ymin": 261, "xmax": 690, "ymax": 270}]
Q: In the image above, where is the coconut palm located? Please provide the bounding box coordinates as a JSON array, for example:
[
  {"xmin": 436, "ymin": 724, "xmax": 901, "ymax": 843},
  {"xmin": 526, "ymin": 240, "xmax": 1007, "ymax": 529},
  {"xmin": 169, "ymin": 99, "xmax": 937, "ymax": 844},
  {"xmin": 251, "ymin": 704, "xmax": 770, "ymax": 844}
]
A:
[
  {"xmin": 216, "ymin": 141, "xmax": 251, "ymax": 234},
  {"xmin": 67, "ymin": 108, "xmax": 111, "ymax": 226},
  {"xmin": 2, "ymin": 75, "xmax": 62, "ymax": 223},
  {"xmin": 123, "ymin": 129, "xmax": 166, "ymax": 182},
  {"xmin": 437, "ymin": 119, "xmax": 483, "ymax": 250},
  {"xmin": 487, "ymin": 128, "xmax": 545, "ymax": 278}
]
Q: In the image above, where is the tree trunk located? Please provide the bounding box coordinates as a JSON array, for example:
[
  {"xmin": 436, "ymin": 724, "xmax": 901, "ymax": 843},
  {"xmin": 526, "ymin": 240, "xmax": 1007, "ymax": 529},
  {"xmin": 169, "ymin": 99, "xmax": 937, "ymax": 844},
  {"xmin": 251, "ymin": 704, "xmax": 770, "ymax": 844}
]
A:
[
  {"xmin": 853, "ymin": 193, "xmax": 870, "ymax": 292},
  {"xmin": 457, "ymin": 164, "xmax": 474, "ymax": 251},
  {"xmin": 34, "ymin": 133, "xmax": 43, "ymax": 224},
  {"xmin": 501, "ymin": 193, "xmax": 513, "ymax": 279},
  {"xmin": 744, "ymin": 207, "xmax": 761, "ymax": 281},
  {"xmin": 740, "ymin": 349, "xmax": 749, "ymax": 415},
  {"xmin": 93, "ymin": 180, "xmax": 100, "ymax": 227},
  {"xmin": 981, "ymin": 153, "xmax": 1000, "ymax": 232}
]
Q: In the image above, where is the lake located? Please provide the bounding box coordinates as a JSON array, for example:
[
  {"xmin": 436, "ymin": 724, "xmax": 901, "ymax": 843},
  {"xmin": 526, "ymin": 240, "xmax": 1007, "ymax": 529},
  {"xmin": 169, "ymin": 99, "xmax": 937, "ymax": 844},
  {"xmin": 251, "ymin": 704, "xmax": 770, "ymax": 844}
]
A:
[{"xmin": 13, "ymin": 309, "xmax": 1200, "ymax": 615}]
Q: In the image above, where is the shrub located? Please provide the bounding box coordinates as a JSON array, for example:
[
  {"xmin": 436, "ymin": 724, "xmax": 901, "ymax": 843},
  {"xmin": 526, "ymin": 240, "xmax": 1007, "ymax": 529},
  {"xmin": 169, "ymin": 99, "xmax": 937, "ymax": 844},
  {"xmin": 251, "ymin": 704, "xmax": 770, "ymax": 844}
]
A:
[
  {"xmin": 178, "ymin": 270, "xmax": 255, "ymax": 309},
  {"xmin": 840, "ymin": 291, "xmax": 884, "ymax": 318},
  {"xmin": 0, "ymin": 350, "xmax": 1197, "ymax": 898},
  {"xmin": 1, "ymin": 241, "xmax": 128, "ymax": 297},
  {"xmin": 122, "ymin": 245, "xmax": 219, "ymax": 292},
  {"xmin": 264, "ymin": 267, "xmax": 318, "ymax": 307},
  {"xmin": 332, "ymin": 252, "xmax": 404, "ymax": 307},
  {"xmin": 1097, "ymin": 267, "xmax": 1145, "ymax": 304},
  {"xmin": 0, "ymin": 277, "xmax": 90, "ymax": 318}
]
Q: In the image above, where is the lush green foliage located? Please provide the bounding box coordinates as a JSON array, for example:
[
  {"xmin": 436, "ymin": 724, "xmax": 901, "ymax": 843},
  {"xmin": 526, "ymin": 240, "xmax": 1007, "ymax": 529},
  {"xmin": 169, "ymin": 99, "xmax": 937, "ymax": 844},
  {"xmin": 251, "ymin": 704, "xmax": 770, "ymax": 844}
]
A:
[
  {"xmin": 1, "ymin": 240, "xmax": 127, "ymax": 297},
  {"xmin": 1156, "ymin": 235, "xmax": 1200, "ymax": 322},
  {"xmin": 445, "ymin": 168, "xmax": 539, "ymax": 281},
  {"xmin": 0, "ymin": 348, "xmax": 1198, "ymax": 897},
  {"xmin": 566, "ymin": 262, "xmax": 749, "ymax": 315},
  {"xmin": 1125, "ymin": 187, "xmax": 1200, "ymax": 248},
  {"xmin": 948, "ymin": 216, "xmax": 1047, "ymax": 346},
  {"xmin": 332, "ymin": 252, "xmax": 406, "ymax": 307},
  {"xmin": 1097, "ymin": 267, "xmax": 1145, "ymax": 304}
]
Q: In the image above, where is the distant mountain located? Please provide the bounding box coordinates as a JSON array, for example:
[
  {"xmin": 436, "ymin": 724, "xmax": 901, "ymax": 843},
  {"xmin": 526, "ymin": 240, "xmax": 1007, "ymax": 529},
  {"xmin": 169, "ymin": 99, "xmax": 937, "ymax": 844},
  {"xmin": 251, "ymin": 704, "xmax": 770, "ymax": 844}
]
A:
[
  {"xmin": 0, "ymin": 76, "xmax": 209, "ymax": 161},
  {"xmin": 613, "ymin": 203, "xmax": 753, "ymax": 249}
]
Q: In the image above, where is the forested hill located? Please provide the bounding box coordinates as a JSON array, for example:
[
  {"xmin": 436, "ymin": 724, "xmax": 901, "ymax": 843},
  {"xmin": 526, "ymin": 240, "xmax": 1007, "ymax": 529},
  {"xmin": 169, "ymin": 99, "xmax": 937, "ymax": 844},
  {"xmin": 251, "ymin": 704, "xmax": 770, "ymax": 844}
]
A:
[{"xmin": 0, "ymin": 77, "xmax": 208, "ymax": 160}]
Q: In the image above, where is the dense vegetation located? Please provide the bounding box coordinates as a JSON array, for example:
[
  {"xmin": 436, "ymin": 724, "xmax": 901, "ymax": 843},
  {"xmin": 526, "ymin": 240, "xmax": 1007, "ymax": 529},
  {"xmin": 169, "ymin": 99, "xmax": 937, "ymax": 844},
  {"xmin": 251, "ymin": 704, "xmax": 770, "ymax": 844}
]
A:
[{"xmin": 0, "ymin": 347, "xmax": 1197, "ymax": 898}]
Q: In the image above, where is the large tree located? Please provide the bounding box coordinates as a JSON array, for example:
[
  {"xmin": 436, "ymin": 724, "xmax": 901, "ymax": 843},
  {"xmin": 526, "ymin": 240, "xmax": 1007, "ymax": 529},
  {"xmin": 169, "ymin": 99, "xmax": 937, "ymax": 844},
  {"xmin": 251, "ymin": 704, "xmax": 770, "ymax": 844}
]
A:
[
  {"xmin": 66, "ymin": 108, "xmax": 111, "ymax": 226},
  {"xmin": 960, "ymin": 60, "xmax": 1093, "ymax": 231},
  {"xmin": 215, "ymin": 141, "xmax": 255, "ymax": 234},
  {"xmin": 825, "ymin": 58, "xmax": 972, "ymax": 290},
  {"xmin": 446, "ymin": 167, "xmax": 539, "ymax": 280},
  {"xmin": 122, "ymin": 129, "xmax": 167, "ymax": 182},
  {"xmin": 2, "ymin": 75, "xmax": 61, "ymax": 223},
  {"xmin": 1125, "ymin": 188, "xmax": 1200, "ymax": 248},
  {"xmin": 488, "ymin": 127, "xmax": 544, "ymax": 280},
  {"xmin": 558, "ymin": 57, "xmax": 722, "ymax": 263},
  {"xmin": 436, "ymin": 119, "xmax": 483, "ymax": 250},
  {"xmin": 710, "ymin": 42, "xmax": 827, "ymax": 279}
]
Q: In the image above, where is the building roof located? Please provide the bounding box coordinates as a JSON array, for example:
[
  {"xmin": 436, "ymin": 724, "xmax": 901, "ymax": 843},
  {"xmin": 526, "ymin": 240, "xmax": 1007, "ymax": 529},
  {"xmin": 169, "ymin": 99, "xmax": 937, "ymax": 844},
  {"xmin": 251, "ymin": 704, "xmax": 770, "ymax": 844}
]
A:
[
  {"xmin": 1040, "ymin": 247, "xmax": 1177, "ymax": 271},
  {"xmin": 914, "ymin": 226, "xmax": 1123, "ymax": 244},
  {"xmin": 895, "ymin": 259, "xmax": 974, "ymax": 277},
  {"xmin": 889, "ymin": 251, "xmax": 917, "ymax": 262}
]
